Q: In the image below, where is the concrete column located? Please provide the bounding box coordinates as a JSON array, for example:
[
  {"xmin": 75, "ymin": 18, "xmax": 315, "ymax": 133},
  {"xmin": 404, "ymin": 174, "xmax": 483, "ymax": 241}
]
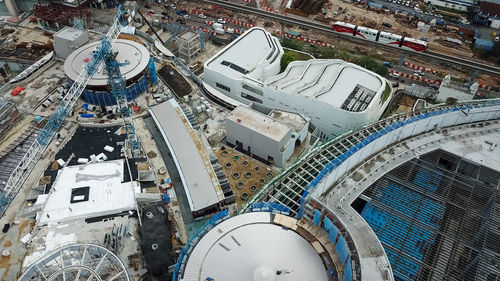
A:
[{"xmin": 5, "ymin": 0, "xmax": 18, "ymax": 17}]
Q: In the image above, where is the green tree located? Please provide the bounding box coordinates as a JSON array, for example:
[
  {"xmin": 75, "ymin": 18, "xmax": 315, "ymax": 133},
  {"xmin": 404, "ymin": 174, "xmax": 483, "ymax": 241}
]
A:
[
  {"xmin": 280, "ymin": 52, "xmax": 297, "ymax": 72},
  {"xmin": 353, "ymin": 56, "xmax": 388, "ymax": 77},
  {"xmin": 281, "ymin": 38, "xmax": 305, "ymax": 50}
]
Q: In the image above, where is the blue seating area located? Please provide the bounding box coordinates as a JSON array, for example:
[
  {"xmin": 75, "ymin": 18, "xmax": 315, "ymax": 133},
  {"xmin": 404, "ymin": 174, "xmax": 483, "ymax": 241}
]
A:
[
  {"xmin": 361, "ymin": 180, "xmax": 446, "ymax": 280},
  {"xmin": 414, "ymin": 168, "xmax": 442, "ymax": 193}
]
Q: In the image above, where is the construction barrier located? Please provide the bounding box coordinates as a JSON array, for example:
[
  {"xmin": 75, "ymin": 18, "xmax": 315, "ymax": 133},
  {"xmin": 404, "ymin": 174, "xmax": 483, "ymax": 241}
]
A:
[
  {"xmin": 404, "ymin": 62, "xmax": 437, "ymax": 74},
  {"xmin": 390, "ymin": 70, "xmax": 441, "ymax": 85},
  {"xmin": 206, "ymin": 19, "xmax": 254, "ymax": 29},
  {"xmin": 478, "ymin": 84, "xmax": 492, "ymax": 90},
  {"xmin": 404, "ymin": 63, "xmax": 497, "ymax": 91},
  {"xmin": 273, "ymin": 30, "xmax": 334, "ymax": 48}
]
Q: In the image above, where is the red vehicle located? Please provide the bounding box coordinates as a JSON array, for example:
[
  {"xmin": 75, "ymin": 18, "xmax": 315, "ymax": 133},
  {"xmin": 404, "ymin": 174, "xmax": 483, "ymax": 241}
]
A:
[{"xmin": 332, "ymin": 21, "xmax": 428, "ymax": 52}]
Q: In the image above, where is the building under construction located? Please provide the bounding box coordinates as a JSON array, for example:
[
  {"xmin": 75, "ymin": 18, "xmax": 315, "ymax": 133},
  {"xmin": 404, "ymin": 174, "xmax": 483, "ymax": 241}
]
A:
[
  {"xmin": 0, "ymin": 101, "xmax": 21, "ymax": 141},
  {"xmin": 359, "ymin": 149, "xmax": 500, "ymax": 281},
  {"xmin": 253, "ymin": 99, "xmax": 500, "ymax": 281}
]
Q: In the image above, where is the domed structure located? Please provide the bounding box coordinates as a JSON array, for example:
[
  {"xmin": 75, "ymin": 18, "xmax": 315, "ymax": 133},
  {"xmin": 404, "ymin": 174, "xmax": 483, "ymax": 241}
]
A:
[
  {"xmin": 18, "ymin": 243, "xmax": 132, "ymax": 281},
  {"xmin": 176, "ymin": 211, "xmax": 332, "ymax": 281},
  {"xmin": 64, "ymin": 39, "xmax": 150, "ymax": 106}
]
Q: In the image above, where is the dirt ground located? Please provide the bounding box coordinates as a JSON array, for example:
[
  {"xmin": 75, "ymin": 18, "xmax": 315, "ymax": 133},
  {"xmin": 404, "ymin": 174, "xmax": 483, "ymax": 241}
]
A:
[{"xmin": 215, "ymin": 146, "xmax": 276, "ymax": 207}]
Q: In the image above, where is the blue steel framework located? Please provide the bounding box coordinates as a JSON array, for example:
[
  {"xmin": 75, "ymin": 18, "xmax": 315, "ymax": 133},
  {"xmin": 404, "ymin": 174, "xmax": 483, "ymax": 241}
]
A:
[
  {"xmin": 0, "ymin": 5, "xmax": 139, "ymax": 217},
  {"xmin": 102, "ymin": 33, "xmax": 141, "ymax": 157}
]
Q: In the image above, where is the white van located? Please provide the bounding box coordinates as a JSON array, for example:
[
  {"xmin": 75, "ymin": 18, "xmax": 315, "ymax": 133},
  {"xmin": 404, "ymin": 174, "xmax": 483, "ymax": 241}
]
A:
[{"xmin": 212, "ymin": 22, "xmax": 223, "ymax": 29}]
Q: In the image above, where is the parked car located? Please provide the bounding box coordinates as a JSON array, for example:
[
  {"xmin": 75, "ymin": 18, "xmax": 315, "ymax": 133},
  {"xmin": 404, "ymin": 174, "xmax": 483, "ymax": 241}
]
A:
[
  {"xmin": 161, "ymin": 11, "xmax": 168, "ymax": 16},
  {"xmin": 198, "ymin": 13, "xmax": 207, "ymax": 19},
  {"xmin": 170, "ymin": 3, "xmax": 176, "ymax": 9},
  {"xmin": 217, "ymin": 18, "xmax": 226, "ymax": 24},
  {"xmin": 382, "ymin": 22, "xmax": 392, "ymax": 28},
  {"xmin": 389, "ymin": 72, "xmax": 400, "ymax": 78},
  {"xmin": 148, "ymin": 9, "xmax": 156, "ymax": 14},
  {"xmin": 383, "ymin": 61, "xmax": 393, "ymax": 67},
  {"xmin": 420, "ymin": 37, "xmax": 429, "ymax": 42},
  {"xmin": 183, "ymin": 14, "xmax": 190, "ymax": 19},
  {"xmin": 414, "ymin": 70, "xmax": 424, "ymax": 77}
]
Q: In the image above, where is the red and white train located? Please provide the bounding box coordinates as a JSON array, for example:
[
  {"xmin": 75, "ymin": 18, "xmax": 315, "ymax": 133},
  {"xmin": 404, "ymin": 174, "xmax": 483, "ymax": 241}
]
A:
[{"xmin": 332, "ymin": 21, "xmax": 428, "ymax": 52}]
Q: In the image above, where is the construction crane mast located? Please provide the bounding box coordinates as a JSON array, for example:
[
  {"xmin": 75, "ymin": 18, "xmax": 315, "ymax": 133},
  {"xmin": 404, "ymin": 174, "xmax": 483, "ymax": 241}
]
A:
[{"xmin": 0, "ymin": 5, "xmax": 140, "ymax": 216}]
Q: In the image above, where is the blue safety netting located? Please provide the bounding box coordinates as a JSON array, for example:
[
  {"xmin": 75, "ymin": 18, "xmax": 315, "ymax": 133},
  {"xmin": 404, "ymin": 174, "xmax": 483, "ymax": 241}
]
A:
[
  {"xmin": 328, "ymin": 227, "xmax": 338, "ymax": 243},
  {"xmin": 251, "ymin": 202, "xmax": 290, "ymax": 215},
  {"xmin": 148, "ymin": 57, "xmax": 158, "ymax": 84},
  {"xmin": 336, "ymin": 235, "xmax": 349, "ymax": 265},
  {"xmin": 313, "ymin": 209, "xmax": 321, "ymax": 226},
  {"xmin": 324, "ymin": 216, "xmax": 334, "ymax": 232},
  {"xmin": 81, "ymin": 75, "xmax": 148, "ymax": 106},
  {"xmin": 345, "ymin": 256, "xmax": 353, "ymax": 281}
]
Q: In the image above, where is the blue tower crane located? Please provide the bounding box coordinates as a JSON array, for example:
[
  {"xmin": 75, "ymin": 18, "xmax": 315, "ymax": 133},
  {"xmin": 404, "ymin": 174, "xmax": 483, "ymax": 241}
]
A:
[{"xmin": 0, "ymin": 5, "xmax": 141, "ymax": 217}]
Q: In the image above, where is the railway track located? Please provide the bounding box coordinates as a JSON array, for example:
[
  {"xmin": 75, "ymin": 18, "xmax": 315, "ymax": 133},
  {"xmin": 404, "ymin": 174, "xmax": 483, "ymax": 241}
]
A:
[{"xmin": 201, "ymin": 0, "xmax": 500, "ymax": 76}]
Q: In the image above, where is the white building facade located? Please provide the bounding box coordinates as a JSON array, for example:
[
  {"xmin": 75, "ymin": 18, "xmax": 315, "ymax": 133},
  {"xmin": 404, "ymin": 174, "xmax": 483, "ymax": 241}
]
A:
[
  {"xmin": 225, "ymin": 106, "xmax": 308, "ymax": 167},
  {"xmin": 204, "ymin": 28, "xmax": 392, "ymax": 138}
]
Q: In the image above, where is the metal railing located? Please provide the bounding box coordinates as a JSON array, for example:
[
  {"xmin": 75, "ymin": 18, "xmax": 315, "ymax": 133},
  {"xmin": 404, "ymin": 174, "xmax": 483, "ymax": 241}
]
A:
[
  {"xmin": 172, "ymin": 209, "xmax": 229, "ymax": 280},
  {"xmin": 238, "ymin": 98, "xmax": 500, "ymax": 216}
]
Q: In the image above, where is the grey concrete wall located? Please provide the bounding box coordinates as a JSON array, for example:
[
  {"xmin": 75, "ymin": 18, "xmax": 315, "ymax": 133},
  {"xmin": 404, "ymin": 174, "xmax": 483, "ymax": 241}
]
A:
[{"xmin": 225, "ymin": 117, "xmax": 289, "ymax": 166}]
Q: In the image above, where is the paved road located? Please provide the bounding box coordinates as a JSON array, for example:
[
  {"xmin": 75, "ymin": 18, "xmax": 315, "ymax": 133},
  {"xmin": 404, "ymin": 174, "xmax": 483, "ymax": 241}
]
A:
[{"xmin": 142, "ymin": 3, "xmax": 247, "ymax": 33}]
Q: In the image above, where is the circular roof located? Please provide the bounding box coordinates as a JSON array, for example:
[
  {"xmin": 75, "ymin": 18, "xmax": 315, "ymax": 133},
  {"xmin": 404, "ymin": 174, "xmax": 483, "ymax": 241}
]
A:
[
  {"xmin": 64, "ymin": 39, "xmax": 149, "ymax": 87},
  {"xmin": 182, "ymin": 212, "xmax": 328, "ymax": 281},
  {"xmin": 18, "ymin": 243, "xmax": 132, "ymax": 281}
]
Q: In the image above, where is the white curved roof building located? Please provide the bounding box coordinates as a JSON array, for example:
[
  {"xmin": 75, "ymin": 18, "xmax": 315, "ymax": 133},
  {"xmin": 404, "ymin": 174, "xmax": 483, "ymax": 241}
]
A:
[{"xmin": 204, "ymin": 27, "xmax": 392, "ymax": 137}]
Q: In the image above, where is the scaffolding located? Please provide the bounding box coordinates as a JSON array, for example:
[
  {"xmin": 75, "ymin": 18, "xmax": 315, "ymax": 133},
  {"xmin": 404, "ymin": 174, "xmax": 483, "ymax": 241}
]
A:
[
  {"xmin": 176, "ymin": 31, "xmax": 201, "ymax": 64},
  {"xmin": 0, "ymin": 101, "xmax": 22, "ymax": 141}
]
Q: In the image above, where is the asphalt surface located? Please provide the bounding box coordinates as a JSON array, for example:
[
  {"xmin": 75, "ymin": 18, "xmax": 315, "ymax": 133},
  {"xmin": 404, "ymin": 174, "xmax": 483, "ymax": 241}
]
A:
[{"xmin": 142, "ymin": 2, "xmax": 247, "ymax": 33}]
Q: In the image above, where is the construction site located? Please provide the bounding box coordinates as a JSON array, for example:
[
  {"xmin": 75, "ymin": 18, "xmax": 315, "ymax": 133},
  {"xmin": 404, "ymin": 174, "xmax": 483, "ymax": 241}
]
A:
[{"xmin": 0, "ymin": 0, "xmax": 498, "ymax": 280}]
